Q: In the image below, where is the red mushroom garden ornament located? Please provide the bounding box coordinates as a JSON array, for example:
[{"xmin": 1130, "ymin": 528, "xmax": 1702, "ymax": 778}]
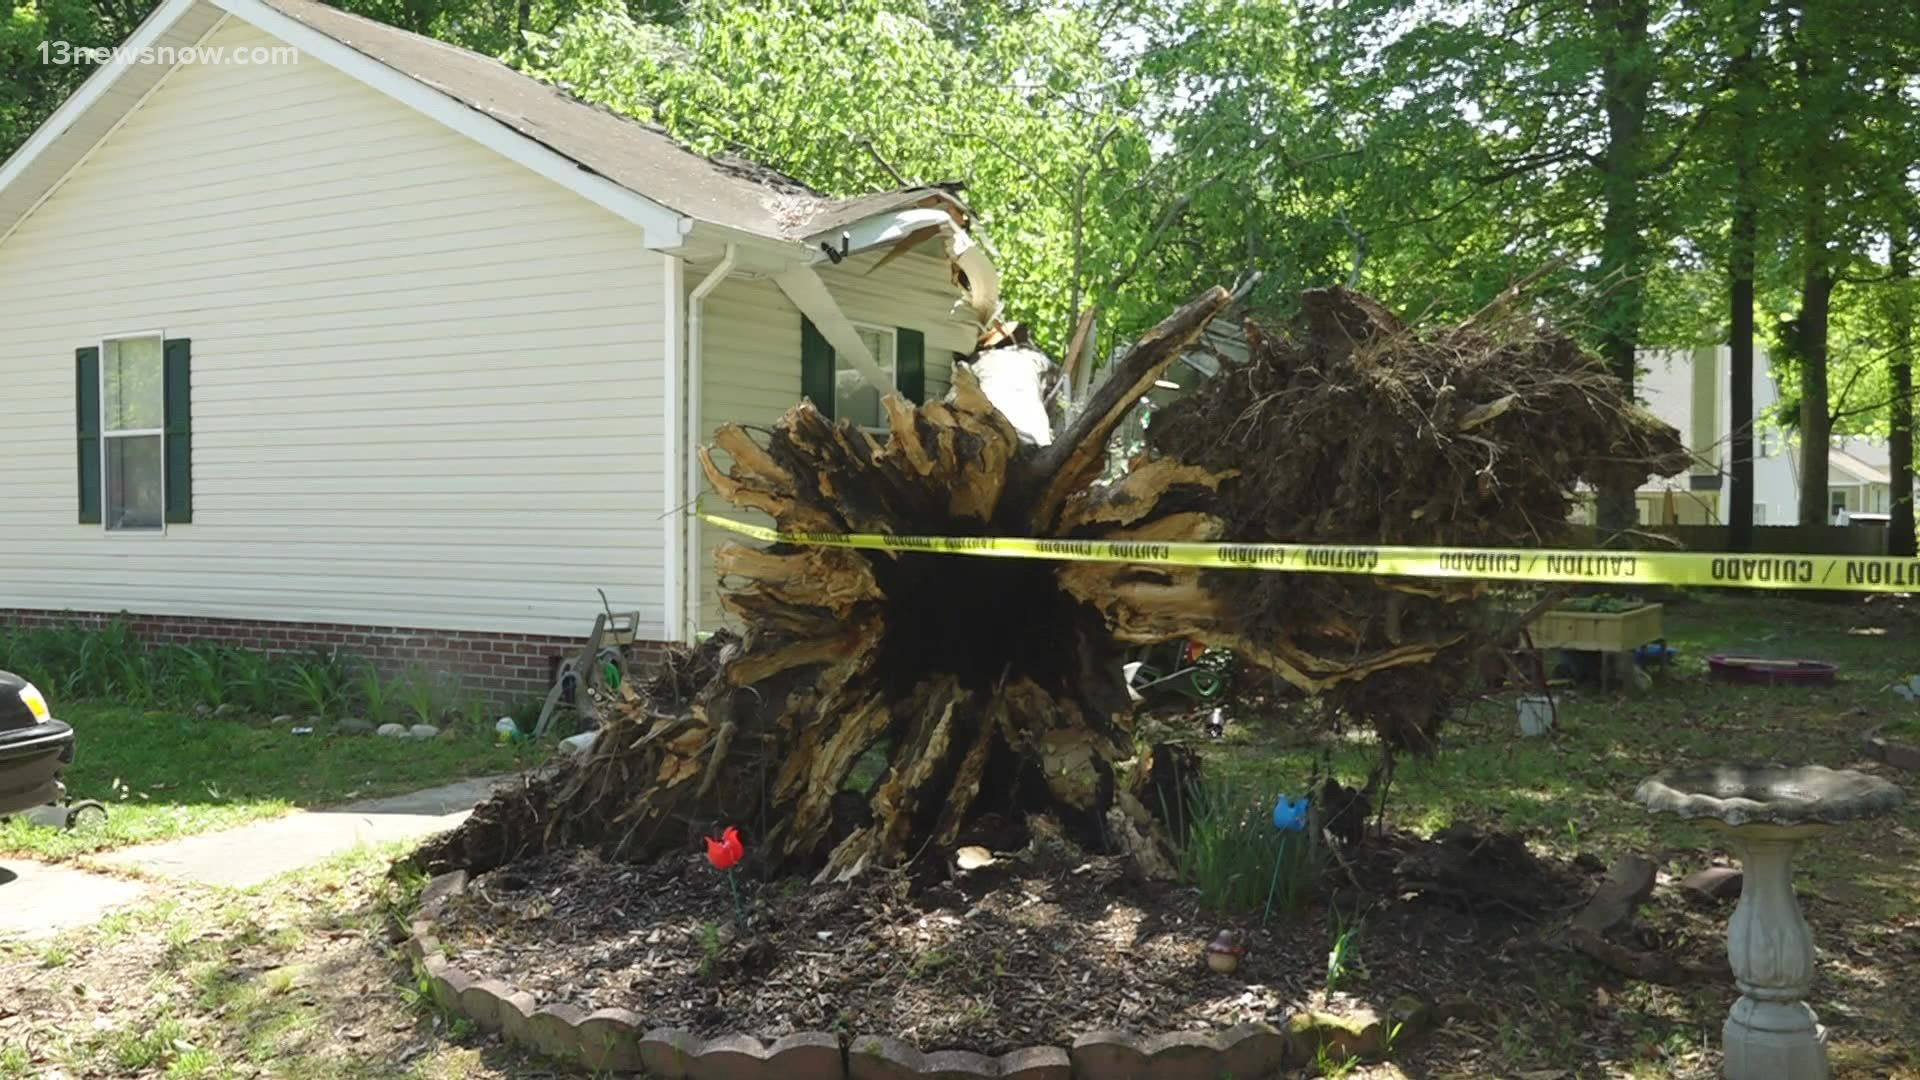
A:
[{"xmin": 705, "ymin": 825, "xmax": 746, "ymax": 925}]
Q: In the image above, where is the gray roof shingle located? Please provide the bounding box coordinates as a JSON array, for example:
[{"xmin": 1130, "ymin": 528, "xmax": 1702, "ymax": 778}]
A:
[{"xmin": 261, "ymin": 0, "xmax": 965, "ymax": 240}]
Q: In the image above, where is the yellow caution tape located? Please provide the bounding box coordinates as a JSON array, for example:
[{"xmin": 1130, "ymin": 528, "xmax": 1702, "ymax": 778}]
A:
[{"xmin": 697, "ymin": 511, "xmax": 1920, "ymax": 593}]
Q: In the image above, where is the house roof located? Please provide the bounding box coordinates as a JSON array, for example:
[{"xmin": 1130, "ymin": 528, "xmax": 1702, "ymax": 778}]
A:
[
  {"xmin": 256, "ymin": 0, "xmax": 965, "ymax": 242},
  {"xmin": 0, "ymin": 0, "xmax": 973, "ymax": 252},
  {"xmin": 1830, "ymin": 447, "xmax": 1891, "ymax": 486}
]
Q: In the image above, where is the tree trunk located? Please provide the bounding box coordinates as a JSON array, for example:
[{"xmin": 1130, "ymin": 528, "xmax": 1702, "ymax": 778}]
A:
[
  {"xmin": 414, "ymin": 288, "xmax": 1237, "ymax": 880},
  {"xmin": 1795, "ymin": 266, "xmax": 1835, "ymax": 526},
  {"xmin": 1891, "ymin": 221, "xmax": 1916, "ymax": 556},
  {"xmin": 1789, "ymin": 16, "xmax": 1835, "ymax": 528},
  {"xmin": 1727, "ymin": 2, "xmax": 1762, "ymax": 551},
  {"xmin": 1592, "ymin": 0, "xmax": 1655, "ymax": 535}
]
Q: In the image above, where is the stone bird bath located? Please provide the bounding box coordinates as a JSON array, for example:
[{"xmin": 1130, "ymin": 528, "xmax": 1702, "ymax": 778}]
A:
[{"xmin": 1636, "ymin": 764, "xmax": 1902, "ymax": 1080}]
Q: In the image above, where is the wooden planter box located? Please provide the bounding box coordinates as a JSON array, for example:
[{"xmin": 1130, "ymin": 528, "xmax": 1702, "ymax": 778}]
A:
[{"xmin": 1525, "ymin": 603, "xmax": 1664, "ymax": 652}]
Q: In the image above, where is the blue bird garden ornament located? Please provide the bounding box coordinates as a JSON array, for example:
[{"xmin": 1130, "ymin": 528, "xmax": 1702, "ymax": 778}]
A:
[{"xmin": 1272, "ymin": 793, "xmax": 1309, "ymax": 833}]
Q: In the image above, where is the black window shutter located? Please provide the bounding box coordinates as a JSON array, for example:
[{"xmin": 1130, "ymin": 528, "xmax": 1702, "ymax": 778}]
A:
[
  {"xmin": 163, "ymin": 337, "xmax": 192, "ymax": 523},
  {"xmin": 896, "ymin": 327, "xmax": 925, "ymax": 404},
  {"xmin": 76, "ymin": 346, "xmax": 100, "ymax": 524},
  {"xmin": 800, "ymin": 317, "xmax": 835, "ymax": 419}
]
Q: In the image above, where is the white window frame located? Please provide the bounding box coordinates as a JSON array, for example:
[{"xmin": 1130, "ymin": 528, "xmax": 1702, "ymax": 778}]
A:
[
  {"xmin": 99, "ymin": 330, "xmax": 168, "ymax": 535},
  {"xmin": 835, "ymin": 322, "xmax": 898, "ymax": 434}
]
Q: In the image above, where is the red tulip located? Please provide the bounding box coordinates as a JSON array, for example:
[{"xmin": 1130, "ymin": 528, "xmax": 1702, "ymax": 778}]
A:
[{"xmin": 705, "ymin": 826, "xmax": 744, "ymax": 870}]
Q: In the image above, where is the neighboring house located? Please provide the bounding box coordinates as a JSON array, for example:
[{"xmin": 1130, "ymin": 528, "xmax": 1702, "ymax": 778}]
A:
[
  {"xmin": 1629, "ymin": 345, "xmax": 1914, "ymax": 527},
  {"xmin": 0, "ymin": 0, "xmax": 996, "ymax": 701}
]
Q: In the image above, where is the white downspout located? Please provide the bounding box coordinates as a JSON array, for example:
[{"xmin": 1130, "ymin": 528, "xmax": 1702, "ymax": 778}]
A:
[
  {"xmin": 682, "ymin": 243, "xmax": 738, "ymax": 642},
  {"xmin": 661, "ymin": 254, "xmax": 685, "ymax": 643}
]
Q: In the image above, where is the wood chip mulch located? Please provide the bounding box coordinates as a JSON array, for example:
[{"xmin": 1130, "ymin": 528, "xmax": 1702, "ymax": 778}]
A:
[{"xmin": 436, "ymin": 825, "xmax": 1592, "ymax": 1055}]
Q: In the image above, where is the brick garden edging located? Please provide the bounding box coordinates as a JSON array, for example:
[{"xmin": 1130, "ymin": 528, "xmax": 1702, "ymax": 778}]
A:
[{"xmin": 407, "ymin": 871, "xmax": 1347, "ymax": 1079}]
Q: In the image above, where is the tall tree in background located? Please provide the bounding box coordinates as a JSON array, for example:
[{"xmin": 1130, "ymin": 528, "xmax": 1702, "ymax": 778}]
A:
[
  {"xmin": 1589, "ymin": 0, "xmax": 1659, "ymax": 532},
  {"xmin": 1724, "ymin": 0, "xmax": 1764, "ymax": 549},
  {"xmin": 1781, "ymin": 1, "xmax": 1839, "ymax": 525},
  {"xmin": 1891, "ymin": 217, "xmax": 1916, "ymax": 554}
]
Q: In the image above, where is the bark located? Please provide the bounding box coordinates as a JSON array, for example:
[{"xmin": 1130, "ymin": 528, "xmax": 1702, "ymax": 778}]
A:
[
  {"xmin": 1591, "ymin": 0, "xmax": 1656, "ymax": 535},
  {"xmin": 1892, "ymin": 222, "xmax": 1916, "ymax": 556},
  {"xmin": 1727, "ymin": 4, "xmax": 1762, "ymax": 551},
  {"xmin": 1789, "ymin": 16, "xmax": 1836, "ymax": 527},
  {"xmin": 1796, "ymin": 265, "xmax": 1835, "ymax": 525}
]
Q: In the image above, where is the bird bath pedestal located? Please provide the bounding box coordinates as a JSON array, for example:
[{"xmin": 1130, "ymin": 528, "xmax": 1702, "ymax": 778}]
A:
[{"xmin": 1636, "ymin": 765, "xmax": 1902, "ymax": 1080}]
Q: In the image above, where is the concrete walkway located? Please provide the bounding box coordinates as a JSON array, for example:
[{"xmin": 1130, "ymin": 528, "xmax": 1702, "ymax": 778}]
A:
[
  {"xmin": 0, "ymin": 860, "xmax": 149, "ymax": 940},
  {"xmin": 0, "ymin": 775, "xmax": 511, "ymax": 938},
  {"xmin": 93, "ymin": 775, "xmax": 512, "ymax": 888}
]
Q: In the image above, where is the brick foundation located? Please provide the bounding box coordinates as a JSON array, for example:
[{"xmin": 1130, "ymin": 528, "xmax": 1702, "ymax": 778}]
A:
[{"xmin": 0, "ymin": 608, "xmax": 665, "ymax": 708}]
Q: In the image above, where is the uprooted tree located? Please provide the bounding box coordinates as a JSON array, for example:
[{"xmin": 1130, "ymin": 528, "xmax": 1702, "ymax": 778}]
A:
[{"xmin": 415, "ymin": 285, "xmax": 1685, "ymax": 881}]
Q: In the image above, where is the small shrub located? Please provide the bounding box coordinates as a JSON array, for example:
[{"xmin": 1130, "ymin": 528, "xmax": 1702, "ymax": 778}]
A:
[
  {"xmin": 0, "ymin": 622, "xmax": 494, "ymax": 734},
  {"xmin": 355, "ymin": 665, "xmax": 401, "ymax": 726},
  {"xmin": 455, "ymin": 696, "xmax": 493, "ymax": 733},
  {"xmin": 166, "ymin": 644, "xmax": 226, "ymax": 707},
  {"xmin": 396, "ymin": 667, "xmax": 457, "ymax": 725},
  {"xmin": 223, "ymin": 649, "xmax": 281, "ymax": 715},
  {"xmin": 1325, "ymin": 913, "xmax": 1363, "ymax": 995},
  {"xmin": 1179, "ymin": 774, "xmax": 1315, "ymax": 916},
  {"xmin": 697, "ymin": 921, "xmax": 725, "ymax": 977},
  {"xmin": 508, "ymin": 695, "xmax": 545, "ymax": 731},
  {"xmin": 280, "ymin": 648, "xmax": 352, "ymax": 717}
]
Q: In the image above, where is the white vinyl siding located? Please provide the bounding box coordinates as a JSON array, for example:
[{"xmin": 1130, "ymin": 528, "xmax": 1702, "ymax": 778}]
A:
[
  {"xmin": 0, "ymin": 19, "xmax": 668, "ymax": 637},
  {"xmin": 692, "ymin": 247, "xmax": 969, "ymax": 629}
]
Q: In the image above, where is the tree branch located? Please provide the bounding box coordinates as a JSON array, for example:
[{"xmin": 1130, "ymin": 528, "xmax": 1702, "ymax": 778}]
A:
[
  {"xmin": 854, "ymin": 135, "xmax": 911, "ymax": 188},
  {"xmin": 1829, "ymin": 386, "xmax": 1919, "ymax": 426},
  {"xmin": 1828, "ymin": 361, "xmax": 1872, "ymax": 425},
  {"xmin": 1022, "ymin": 286, "xmax": 1235, "ymax": 530}
]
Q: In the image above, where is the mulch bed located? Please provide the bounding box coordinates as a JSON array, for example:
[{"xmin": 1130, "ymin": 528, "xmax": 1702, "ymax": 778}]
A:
[{"xmin": 434, "ymin": 824, "xmax": 1597, "ymax": 1055}]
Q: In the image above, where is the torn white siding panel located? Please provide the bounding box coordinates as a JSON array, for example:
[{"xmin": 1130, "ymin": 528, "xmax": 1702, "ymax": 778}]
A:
[
  {"xmin": 690, "ymin": 244, "xmax": 963, "ymax": 630},
  {"xmin": 0, "ymin": 19, "xmax": 668, "ymax": 638}
]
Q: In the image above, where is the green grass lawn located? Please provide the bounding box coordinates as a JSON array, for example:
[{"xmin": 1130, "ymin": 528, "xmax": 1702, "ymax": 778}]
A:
[
  {"xmin": 0, "ymin": 842, "xmax": 570, "ymax": 1080},
  {"xmin": 1, "ymin": 703, "xmax": 544, "ymax": 860}
]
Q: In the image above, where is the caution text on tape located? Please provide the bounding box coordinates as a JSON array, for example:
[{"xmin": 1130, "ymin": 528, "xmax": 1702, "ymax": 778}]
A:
[{"xmin": 697, "ymin": 511, "xmax": 1920, "ymax": 594}]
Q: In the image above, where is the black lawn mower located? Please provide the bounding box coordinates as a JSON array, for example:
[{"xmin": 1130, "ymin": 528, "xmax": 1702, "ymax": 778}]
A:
[{"xmin": 0, "ymin": 670, "xmax": 104, "ymax": 829}]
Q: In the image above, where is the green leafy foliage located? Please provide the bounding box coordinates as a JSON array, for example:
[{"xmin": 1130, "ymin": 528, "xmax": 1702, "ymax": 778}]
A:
[{"xmin": 518, "ymin": 0, "xmax": 1156, "ymax": 351}]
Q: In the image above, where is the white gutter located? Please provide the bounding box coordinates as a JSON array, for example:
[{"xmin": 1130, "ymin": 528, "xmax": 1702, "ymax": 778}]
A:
[
  {"xmin": 682, "ymin": 243, "xmax": 738, "ymax": 642},
  {"xmin": 806, "ymin": 207, "xmax": 1000, "ymax": 325}
]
